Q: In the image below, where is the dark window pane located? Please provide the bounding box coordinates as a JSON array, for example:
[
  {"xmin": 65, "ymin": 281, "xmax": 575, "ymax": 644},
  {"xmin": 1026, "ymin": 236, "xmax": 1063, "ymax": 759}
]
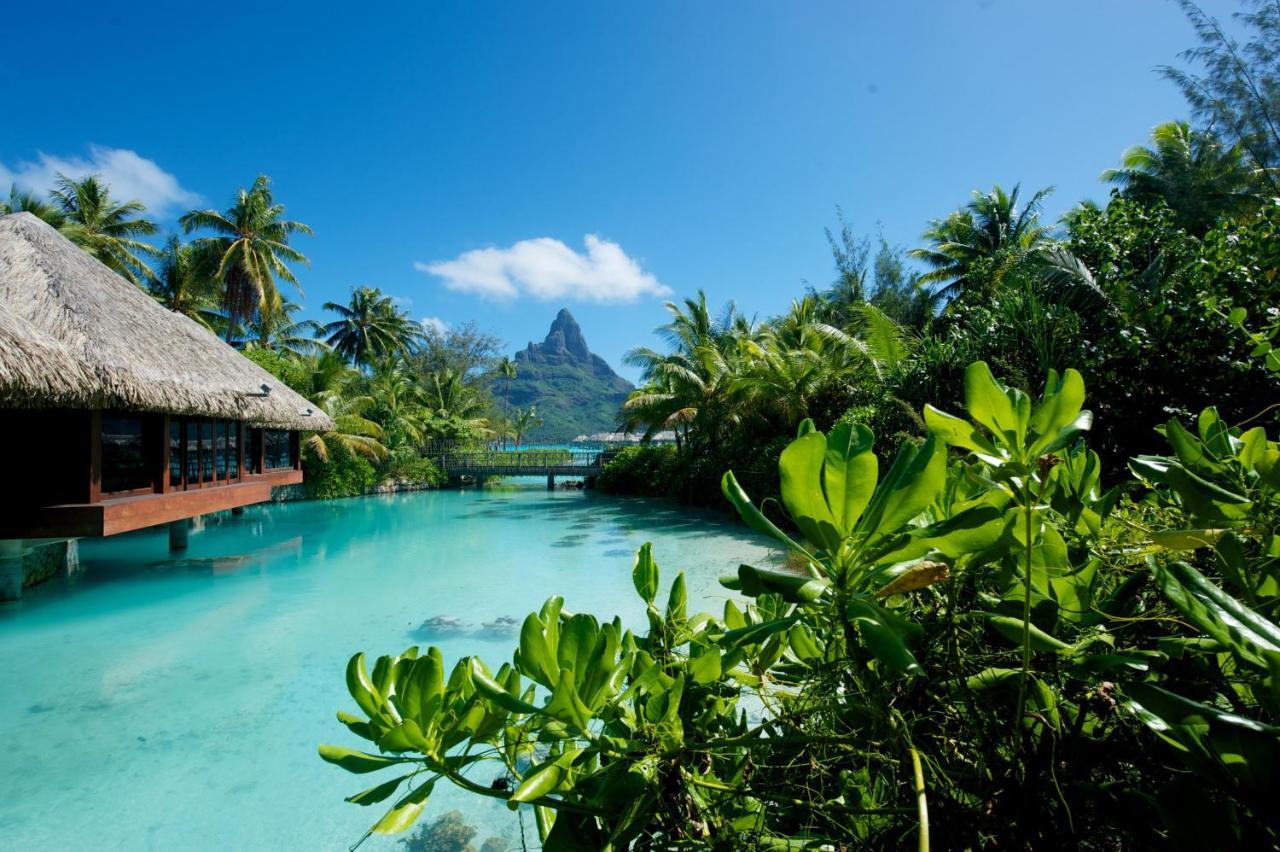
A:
[
  {"xmin": 265, "ymin": 430, "xmax": 292, "ymax": 469},
  {"xmin": 228, "ymin": 423, "xmax": 239, "ymax": 479},
  {"xmin": 216, "ymin": 421, "xmax": 227, "ymax": 479},
  {"xmin": 169, "ymin": 419, "xmax": 182, "ymax": 486},
  {"xmin": 186, "ymin": 421, "xmax": 199, "ymax": 485},
  {"xmin": 201, "ymin": 421, "xmax": 214, "ymax": 482},
  {"xmin": 102, "ymin": 415, "xmax": 148, "ymax": 493},
  {"xmin": 250, "ymin": 429, "xmax": 262, "ymax": 473}
]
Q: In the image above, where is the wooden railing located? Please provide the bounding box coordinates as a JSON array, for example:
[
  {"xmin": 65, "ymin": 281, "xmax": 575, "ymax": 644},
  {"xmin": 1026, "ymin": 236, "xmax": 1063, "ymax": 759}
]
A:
[{"xmin": 434, "ymin": 449, "xmax": 614, "ymax": 478}]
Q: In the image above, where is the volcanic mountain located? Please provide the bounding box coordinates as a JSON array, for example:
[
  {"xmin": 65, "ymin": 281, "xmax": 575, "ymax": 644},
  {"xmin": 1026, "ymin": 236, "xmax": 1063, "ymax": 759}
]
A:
[{"xmin": 500, "ymin": 309, "xmax": 633, "ymax": 442}]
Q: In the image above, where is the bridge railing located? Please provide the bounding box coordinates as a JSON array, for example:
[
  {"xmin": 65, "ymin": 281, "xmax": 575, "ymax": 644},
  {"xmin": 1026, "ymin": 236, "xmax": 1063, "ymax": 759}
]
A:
[{"xmin": 435, "ymin": 449, "xmax": 606, "ymax": 473}]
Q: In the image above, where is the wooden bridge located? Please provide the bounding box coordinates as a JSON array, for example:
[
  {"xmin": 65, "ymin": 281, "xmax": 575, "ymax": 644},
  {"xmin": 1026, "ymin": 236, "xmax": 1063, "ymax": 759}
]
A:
[{"xmin": 434, "ymin": 449, "xmax": 613, "ymax": 489}]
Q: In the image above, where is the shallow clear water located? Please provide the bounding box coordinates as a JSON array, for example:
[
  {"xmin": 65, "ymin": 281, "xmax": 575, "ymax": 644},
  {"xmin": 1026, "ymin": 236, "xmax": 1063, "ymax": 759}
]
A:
[{"xmin": 0, "ymin": 487, "xmax": 774, "ymax": 851}]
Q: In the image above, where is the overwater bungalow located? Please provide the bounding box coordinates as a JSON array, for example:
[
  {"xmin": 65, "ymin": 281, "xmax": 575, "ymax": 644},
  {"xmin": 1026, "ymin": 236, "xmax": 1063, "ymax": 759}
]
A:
[{"xmin": 0, "ymin": 212, "xmax": 333, "ymax": 600}]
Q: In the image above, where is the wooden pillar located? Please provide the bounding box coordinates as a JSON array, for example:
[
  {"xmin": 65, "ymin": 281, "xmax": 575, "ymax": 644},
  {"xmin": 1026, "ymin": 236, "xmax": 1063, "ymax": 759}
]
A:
[
  {"xmin": 168, "ymin": 519, "xmax": 189, "ymax": 551},
  {"xmin": 291, "ymin": 431, "xmax": 301, "ymax": 470},
  {"xmin": 547, "ymin": 473, "xmax": 555, "ymax": 491},
  {"xmin": 235, "ymin": 422, "xmax": 245, "ymax": 481},
  {"xmin": 157, "ymin": 414, "xmax": 171, "ymax": 494},
  {"xmin": 87, "ymin": 410, "xmax": 102, "ymax": 504}
]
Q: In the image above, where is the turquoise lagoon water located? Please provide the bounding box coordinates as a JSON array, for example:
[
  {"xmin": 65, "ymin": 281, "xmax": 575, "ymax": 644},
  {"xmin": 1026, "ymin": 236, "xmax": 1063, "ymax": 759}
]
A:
[{"xmin": 0, "ymin": 488, "xmax": 775, "ymax": 850}]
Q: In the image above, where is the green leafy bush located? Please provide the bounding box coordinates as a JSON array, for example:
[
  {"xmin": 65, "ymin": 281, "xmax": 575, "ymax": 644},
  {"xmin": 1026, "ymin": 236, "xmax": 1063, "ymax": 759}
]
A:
[
  {"xmin": 595, "ymin": 445, "xmax": 678, "ymax": 496},
  {"xmin": 319, "ymin": 362, "xmax": 1279, "ymax": 847},
  {"xmin": 303, "ymin": 441, "xmax": 380, "ymax": 499}
]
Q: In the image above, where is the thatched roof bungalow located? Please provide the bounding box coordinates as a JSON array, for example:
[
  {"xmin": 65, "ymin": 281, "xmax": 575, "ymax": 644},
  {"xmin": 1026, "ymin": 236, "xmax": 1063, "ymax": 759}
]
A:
[{"xmin": 0, "ymin": 212, "xmax": 332, "ymax": 587}]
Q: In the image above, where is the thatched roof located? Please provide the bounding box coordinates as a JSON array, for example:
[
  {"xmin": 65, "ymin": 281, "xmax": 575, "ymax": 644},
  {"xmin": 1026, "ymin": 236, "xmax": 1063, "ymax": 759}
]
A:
[{"xmin": 0, "ymin": 212, "xmax": 333, "ymax": 430}]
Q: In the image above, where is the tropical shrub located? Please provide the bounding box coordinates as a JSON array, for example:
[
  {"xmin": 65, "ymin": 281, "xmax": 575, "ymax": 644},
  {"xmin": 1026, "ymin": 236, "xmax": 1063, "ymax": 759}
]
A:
[
  {"xmin": 320, "ymin": 363, "xmax": 1279, "ymax": 848},
  {"xmin": 595, "ymin": 445, "xmax": 679, "ymax": 497},
  {"xmin": 304, "ymin": 441, "xmax": 380, "ymax": 499}
]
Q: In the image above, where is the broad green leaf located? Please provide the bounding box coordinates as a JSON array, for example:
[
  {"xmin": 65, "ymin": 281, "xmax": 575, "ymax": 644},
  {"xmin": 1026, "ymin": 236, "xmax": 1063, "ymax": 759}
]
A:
[
  {"xmin": 344, "ymin": 772, "xmax": 415, "ymax": 806},
  {"xmin": 518, "ymin": 611, "xmax": 561, "ymax": 688},
  {"xmin": 371, "ymin": 780, "xmax": 434, "ymax": 835},
  {"xmin": 730, "ymin": 563, "xmax": 829, "ymax": 603},
  {"xmin": 856, "ymin": 435, "xmax": 945, "ymax": 549},
  {"xmin": 821, "ymin": 422, "xmax": 878, "ymax": 537},
  {"xmin": 924, "ymin": 404, "xmax": 1000, "ymax": 459},
  {"xmin": 632, "ymin": 544, "xmax": 659, "ymax": 605},
  {"xmin": 787, "ymin": 623, "xmax": 824, "ymax": 662},
  {"xmin": 336, "ymin": 710, "xmax": 374, "ymax": 741},
  {"xmin": 1029, "ymin": 368, "xmax": 1085, "ymax": 455},
  {"xmin": 1166, "ymin": 418, "xmax": 1227, "ymax": 476},
  {"xmin": 1164, "ymin": 465, "xmax": 1253, "ymax": 523},
  {"xmin": 688, "ymin": 648, "xmax": 722, "ymax": 684},
  {"xmin": 1150, "ymin": 560, "xmax": 1280, "ymax": 667},
  {"xmin": 510, "ymin": 750, "xmax": 579, "ymax": 805},
  {"xmin": 1036, "ymin": 410, "xmax": 1093, "ymax": 455},
  {"xmin": 963, "ymin": 361, "xmax": 1020, "ymax": 448},
  {"xmin": 1126, "ymin": 683, "xmax": 1280, "ymax": 793},
  {"xmin": 984, "ymin": 614, "xmax": 1070, "ymax": 652},
  {"xmin": 779, "ymin": 430, "xmax": 842, "ymax": 551},
  {"xmin": 1150, "ymin": 529, "xmax": 1227, "ymax": 551},
  {"xmin": 847, "ymin": 600, "xmax": 922, "ymax": 674},
  {"xmin": 346, "ymin": 653, "xmax": 381, "ymax": 718},
  {"xmin": 960, "ymin": 667, "xmax": 1019, "ymax": 691},
  {"xmin": 318, "ymin": 744, "xmax": 413, "ymax": 774},
  {"xmin": 721, "ymin": 471, "xmax": 812, "ymax": 559},
  {"xmin": 470, "ymin": 660, "xmax": 542, "ymax": 715},
  {"xmin": 665, "ymin": 573, "xmax": 688, "ymax": 625}
]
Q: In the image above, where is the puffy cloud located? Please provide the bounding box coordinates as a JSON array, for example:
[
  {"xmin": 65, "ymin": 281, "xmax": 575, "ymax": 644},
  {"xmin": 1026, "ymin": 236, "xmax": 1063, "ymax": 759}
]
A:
[
  {"xmin": 420, "ymin": 316, "xmax": 450, "ymax": 336},
  {"xmin": 0, "ymin": 145, "xmax": 199, "ymax": 214},
  {"xmin": 415, "ymin": 234, "xmax": 670, "ymax": 303}
]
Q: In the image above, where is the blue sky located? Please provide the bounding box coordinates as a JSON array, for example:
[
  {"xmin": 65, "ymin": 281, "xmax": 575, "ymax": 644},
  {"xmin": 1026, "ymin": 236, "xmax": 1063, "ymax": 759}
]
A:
[{"xmin": 0, "ymin": 0, "xmax": 1241, "ymax": 381}]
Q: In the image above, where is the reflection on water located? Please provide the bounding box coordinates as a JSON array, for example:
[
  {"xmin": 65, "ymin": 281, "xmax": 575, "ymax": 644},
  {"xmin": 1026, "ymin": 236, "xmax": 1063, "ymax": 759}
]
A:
[{"xmin": 0, "ymin": 487, "xmax": 775, "ymax": 850}]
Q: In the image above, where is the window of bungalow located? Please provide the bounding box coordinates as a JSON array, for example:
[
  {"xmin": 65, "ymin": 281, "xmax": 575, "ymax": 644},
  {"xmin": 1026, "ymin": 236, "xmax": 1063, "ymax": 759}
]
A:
[
  {"xmin": 201, "ymin": 420, "xmax": 215, "ymax": 482},
  {"xmin": 169, "ymin": 419, "xmax": 182, "ymax": 487},
  {"xmin": 215, "ymin": 421, "xmax": 227, "ymax": 480},
  {"xmin": 101, "ymin": 415, "xmax": 149, "ymax": 493},
  {"xmin": 228, "ymin": 423, "xmax": 240, "ymax": 479},
  {"xmin": 265, "ymin": 429, "xmax": 291, "ymax": 469},
  {"xmin": 185, "ymin": 420, "xmax": 199, "ymax": 485}
]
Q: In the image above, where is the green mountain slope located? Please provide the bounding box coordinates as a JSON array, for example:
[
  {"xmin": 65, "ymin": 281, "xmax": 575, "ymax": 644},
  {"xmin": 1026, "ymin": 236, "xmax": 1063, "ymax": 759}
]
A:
[{"xmin": 500, "ymin": 309, "xmax": 633, "ymax": 443}]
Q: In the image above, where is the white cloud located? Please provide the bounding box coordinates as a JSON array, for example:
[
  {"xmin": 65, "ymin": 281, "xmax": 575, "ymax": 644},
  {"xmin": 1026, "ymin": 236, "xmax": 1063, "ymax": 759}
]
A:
[
  {"xmin": 415, "ymin": 235, "xmax": 670, "ymax": 303},
  {"xmin": 420, "ymin": 316, "xmax": 450, "ymax": 336},
  {"xmin": 0, "ymin": 145, "xmax": 199, "ymax": 215}
]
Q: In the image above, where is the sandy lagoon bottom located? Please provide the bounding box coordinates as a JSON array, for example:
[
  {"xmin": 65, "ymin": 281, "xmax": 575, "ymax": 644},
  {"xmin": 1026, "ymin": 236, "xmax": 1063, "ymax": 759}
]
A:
[{"xmin": 0, "ymin": 487, "xmax": 775, "ymax": 850}]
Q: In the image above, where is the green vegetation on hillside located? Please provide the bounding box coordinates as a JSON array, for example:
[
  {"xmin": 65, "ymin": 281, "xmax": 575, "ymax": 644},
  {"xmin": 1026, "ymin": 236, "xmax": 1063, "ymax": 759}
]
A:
[{"xmin": 501, "ymin": 308, "xmax": 633, "ymax": 443}]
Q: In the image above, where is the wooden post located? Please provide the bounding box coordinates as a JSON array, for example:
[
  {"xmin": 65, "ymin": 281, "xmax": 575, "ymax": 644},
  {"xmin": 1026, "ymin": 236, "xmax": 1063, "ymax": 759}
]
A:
[
  {"xmin": 158, "ymin": 414, "xmax": 171, "ymax": 494},
  {"xmin": 87, "ymin": 410, "xmax": 102, "ymax": 504},
  {"xmin": 547, "ymin": 473, "xmax": 555, "ymax": 491},
  {"xmin": 168, "ymin": 519, "xmax": 189, "ymax": 551}
]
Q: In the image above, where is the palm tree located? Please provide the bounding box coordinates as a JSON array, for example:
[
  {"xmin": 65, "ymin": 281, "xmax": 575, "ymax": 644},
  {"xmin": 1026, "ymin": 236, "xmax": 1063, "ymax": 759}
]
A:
[
  {"xmin": 365, "ymin": 357, "xmax": 429, "ymax": 450},
  {"xmin": 50, "ymin": 174, "xmax": 160, "ymax": 285},
  {"xmin": 421, "ymin": 367, "xmax": 492, "ymax": 444},
  {"xmin": 146, "ymin": 235, "xmax": 222, "ymax": 329},
  {"xmin": 496, "ymin": 356, "xmax": 518, "ymax": 412},
  {"xmin": 292, "ymin": 351, "xmax": 388, "ymax": 464},
  {"xmin": 180, "ymin": 175, "xmax": 312, "ymax": 342},
  {"xmin": 1102, "ymin": 121, "xmax": 1268, "ymax": 233},
  {"xmin": 909, "ymin": 184, "xmax": 1053, "ymax": 298},
  {"xmin": 511, "ymin": 406, "xmax": 543, "ymax": 450},
  {"xmin": 621, "ymin": 291, "xmax": 749, "ymax": 446},
  {"xmin": 245, "ymin": 295, "xmax": 326, "ymax": 356},
  {"xmin": 321, "ymin": 286, "xmax": 423, "ymax": 367},
  {"xmin": 1, "ymin": 184, "xmax": 66, "ymax": 228}
]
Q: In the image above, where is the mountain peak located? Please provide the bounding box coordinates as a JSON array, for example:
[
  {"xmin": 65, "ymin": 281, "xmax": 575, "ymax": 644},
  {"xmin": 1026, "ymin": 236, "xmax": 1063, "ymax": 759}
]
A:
[
  {"xmin": 541, "ymin": 307, "xmax": 590, "ymax": 361},
  {"xmin": 506, "ymin": 309, "xmax": 634, "ymax": 441}
]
